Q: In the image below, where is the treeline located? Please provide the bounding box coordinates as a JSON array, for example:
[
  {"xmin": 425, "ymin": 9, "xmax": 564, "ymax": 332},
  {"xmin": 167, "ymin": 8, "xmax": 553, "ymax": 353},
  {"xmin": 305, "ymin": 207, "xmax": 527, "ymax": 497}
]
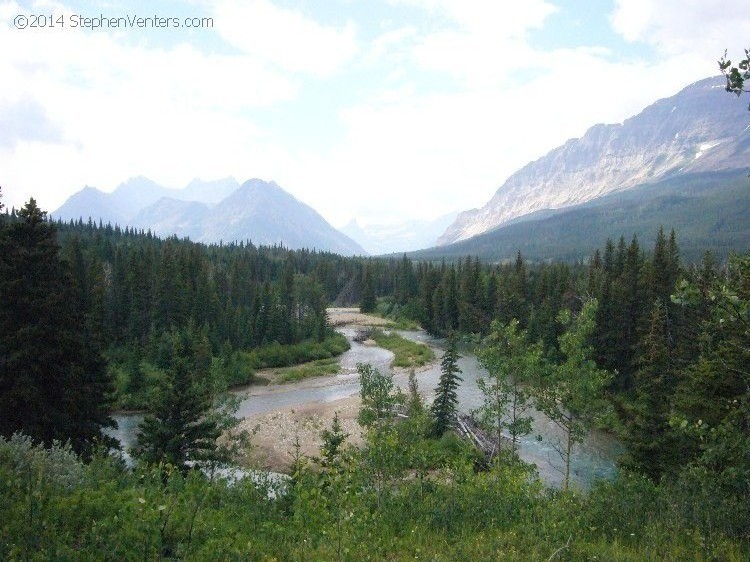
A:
[
  {"xmin": 55, "ymin": 218, "xmax": 340, "ymax": 351},
  {"xmin": 1, "ymin": 192, "xmax": 748, "ymax": 558},
  {"xmin": 363, "ymin": 229, "xmax": 748, "ymax": 490},
  {"xmin": 0, "ymin": 198, "xmax": 360, "ymax": 452}
]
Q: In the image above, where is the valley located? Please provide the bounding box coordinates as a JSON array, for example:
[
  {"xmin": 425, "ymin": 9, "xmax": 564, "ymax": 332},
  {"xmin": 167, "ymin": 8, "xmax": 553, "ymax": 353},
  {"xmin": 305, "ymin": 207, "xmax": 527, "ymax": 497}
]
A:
[
  {"xmin": 112, "ymin": 310, "xmax": 620, "ymax": 485},
  {"xmin": 2, "ymin": 37, "xmax": 750, "ymax": 558}
]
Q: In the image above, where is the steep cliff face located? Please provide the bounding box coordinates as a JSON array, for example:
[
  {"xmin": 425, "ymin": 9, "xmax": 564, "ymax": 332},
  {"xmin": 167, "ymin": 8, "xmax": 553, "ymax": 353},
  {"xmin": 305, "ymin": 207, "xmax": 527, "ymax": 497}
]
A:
[{"xmin": 438, "ymin": 76, "xmax": 750, "ymax": 245}]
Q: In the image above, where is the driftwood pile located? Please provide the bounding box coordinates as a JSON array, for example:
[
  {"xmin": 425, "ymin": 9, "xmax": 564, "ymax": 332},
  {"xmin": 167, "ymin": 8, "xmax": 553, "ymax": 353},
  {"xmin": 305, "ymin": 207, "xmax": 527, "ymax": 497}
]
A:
[
  {"xmin": 454, "ymin": 414, "xmax": 513, "ymax": 460},
  {"xmin": 352, "ymin": 328, "xmax": 373, "ymax": 343}
]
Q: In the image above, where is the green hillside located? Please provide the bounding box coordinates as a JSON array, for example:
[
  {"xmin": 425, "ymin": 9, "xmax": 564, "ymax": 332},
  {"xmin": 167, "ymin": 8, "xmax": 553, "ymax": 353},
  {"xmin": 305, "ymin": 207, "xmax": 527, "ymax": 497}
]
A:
[{"xmin": 412, "ymin": 168, "xmax": 750, "ymax": 263}]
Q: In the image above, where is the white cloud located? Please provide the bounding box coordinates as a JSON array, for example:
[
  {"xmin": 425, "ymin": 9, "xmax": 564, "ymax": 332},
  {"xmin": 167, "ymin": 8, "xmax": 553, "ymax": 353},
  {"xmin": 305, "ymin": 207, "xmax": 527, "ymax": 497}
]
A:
[
  {"xmin": 391, "ymin": 0, "xmax": 556, "ymax": 35},
  {"xmin": 288, "ymin": 48, "xmax": 705, "ymax": 227},
  {"xmin": 0, "ymin": 1, "xmax": 301, "ymax": 210},
  {"xmin": 386, "ymin": 1, "xmax": 558, "ymax": 87},
  {"xmin": 2, "ymin": 0, "xmax": 747, "ymax": 229},
  {"xmin": 214, "ymin": 0, "xmax": 358, "ymax": 76},
  {"xmin": 0, "ymin": 97, "xmax": 63, "ymax": 147},
  {"xmin": 611, "ymin": 0, "xmax": 750, "ymax": 57}
]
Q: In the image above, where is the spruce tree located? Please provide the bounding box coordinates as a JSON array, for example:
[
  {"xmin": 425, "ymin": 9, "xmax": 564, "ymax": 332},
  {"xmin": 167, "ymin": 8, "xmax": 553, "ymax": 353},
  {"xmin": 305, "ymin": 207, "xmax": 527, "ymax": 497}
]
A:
[
  {"xmin": 442, "ymin": 268, "xmax": 459, "ymax": 332},
  {"xmin": 418, "ymin": 267, "xmax": 439, "ymax": 332},
  {"xmin": 0, "ymin": 199, "xmax": 114, "ymax": 456},
  {"xmin": 431, "ymin": 333, "xmax": 462, "ymax": 436},
  {"xmin": 134, "ymin": 335, "xmax": 221, "ymax": 474},
  {"xmin": 671, "ymin": 254, "xmax": 750, "ymax": 490},
  {"xmin": 622, "ymin": 301, "xmax": 682, "ymax": 479},
  {"xmin": 506, "ymin": 251, "xmax": 529, "ymax": 326},
  {"xmin": 360, "ymin": 263, "xmax": 376, "ymax": 313},
  {"xmin": 320, "ymin": 412, "xmax": 348, "ymax": 468}
]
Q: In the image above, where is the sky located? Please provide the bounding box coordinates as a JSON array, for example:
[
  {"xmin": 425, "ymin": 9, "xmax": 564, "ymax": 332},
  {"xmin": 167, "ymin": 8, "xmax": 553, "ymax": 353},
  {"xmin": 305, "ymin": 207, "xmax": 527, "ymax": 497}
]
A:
[{"xmin": 1, "ymin": 0, "xmax": 749, "ymax": 228}]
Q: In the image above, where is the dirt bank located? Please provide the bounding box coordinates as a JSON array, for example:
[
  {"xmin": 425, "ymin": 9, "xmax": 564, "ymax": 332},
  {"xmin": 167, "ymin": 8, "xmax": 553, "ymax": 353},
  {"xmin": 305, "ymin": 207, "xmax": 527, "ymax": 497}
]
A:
[
  {"xmin": 238, "ymin": 395, "xmax": 364, "ymax": 472},
  {"xmin": 326, "ymin": 307, "xmax": 391, "ymax": 327}
]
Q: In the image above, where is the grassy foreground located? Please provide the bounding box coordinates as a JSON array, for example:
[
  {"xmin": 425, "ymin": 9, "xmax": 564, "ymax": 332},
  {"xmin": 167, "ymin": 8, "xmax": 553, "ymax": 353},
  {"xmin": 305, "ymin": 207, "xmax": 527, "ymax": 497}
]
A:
[{"xmin": 1, "ymin": 428, "xmax": 746, "ymax": 561}]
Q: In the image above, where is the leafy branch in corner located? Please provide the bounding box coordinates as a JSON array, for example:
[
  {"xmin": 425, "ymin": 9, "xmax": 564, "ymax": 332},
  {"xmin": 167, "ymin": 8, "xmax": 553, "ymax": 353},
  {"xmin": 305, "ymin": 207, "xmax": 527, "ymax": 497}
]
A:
[{"xmin": 719, "ymin": 48, "xmax": 750, "ymax": 109}]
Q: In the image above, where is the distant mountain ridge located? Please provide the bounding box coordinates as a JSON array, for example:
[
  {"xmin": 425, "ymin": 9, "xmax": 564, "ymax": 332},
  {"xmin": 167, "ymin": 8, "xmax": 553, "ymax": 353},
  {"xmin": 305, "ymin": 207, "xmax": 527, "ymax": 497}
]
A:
[
  {"xmin": 54, "ymin": 177, "xmax": 366, "ymax": 256},
  {"xmin": 438, "ymin": 76, "xmax": 750, "ymax": 246},
  {"xmin": 412, "ymin": 168, "xmax": 750, "ymax": 264},
  {"xmin": 340, "ymin": 211, "xmax": 458, "ymax": 255},
  {"xmin": 55, "ymin": 176, "xmax": 239, "ymax": 226}
]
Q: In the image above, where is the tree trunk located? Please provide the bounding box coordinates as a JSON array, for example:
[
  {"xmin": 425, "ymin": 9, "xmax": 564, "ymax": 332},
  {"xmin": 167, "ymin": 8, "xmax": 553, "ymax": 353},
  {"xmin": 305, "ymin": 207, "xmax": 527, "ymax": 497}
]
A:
[{"xmin": 564, "ymin": 417, "xmax": 573, "ymax": 491}]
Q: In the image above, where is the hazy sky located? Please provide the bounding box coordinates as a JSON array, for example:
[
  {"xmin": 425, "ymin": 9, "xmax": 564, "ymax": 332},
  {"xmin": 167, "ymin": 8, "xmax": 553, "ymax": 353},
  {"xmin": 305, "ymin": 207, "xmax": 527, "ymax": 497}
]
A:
[{"xmin": 1, "ymin": 0, "xmax": 749, "ymax": 227}]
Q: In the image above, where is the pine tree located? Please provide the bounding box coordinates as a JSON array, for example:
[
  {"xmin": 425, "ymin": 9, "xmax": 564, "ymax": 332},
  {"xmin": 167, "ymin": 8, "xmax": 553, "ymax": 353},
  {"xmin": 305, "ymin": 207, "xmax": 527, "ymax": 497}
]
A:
[
  {"xmin": 280, "ymin": 256, "xmax": 297, "ymax": 344},
  {"xmin": 0, "ymin": 199, "xmax": 114, "ymax": 456},
  {"xmin": 622, "ymin": 301, "xmax": 682, "ymax": 479},
  {"xmin": 442, "ymin": 268, "xmax": 459, "ymax": 333},
  {"xmin": 431, "ymin": 333, "xmax": 462, "ymax": 436},
  {"xmin": 459, "ymin": 256, "xmax": 483, "ymax": 334},
  {"xmin": 360, "ymin": 263, "xmax": 376, "ymax": 313},
  {"xmin": 418, "ymin": 266, "xmax": 439, "ymax": 333},
  {"xmin": 320, "ymin": 412, "xmax": 348, "ymax": 468},
  {"xmin": 431, "ymin": 280, "xmax": 445, "ymax": 333},
  {"xmin": 506, "ymin": 251, "xmax": 529, "ymax": 325},
  {"xmin": 134, "ymin": 335, "xmax": 221, "ymax": 474}
]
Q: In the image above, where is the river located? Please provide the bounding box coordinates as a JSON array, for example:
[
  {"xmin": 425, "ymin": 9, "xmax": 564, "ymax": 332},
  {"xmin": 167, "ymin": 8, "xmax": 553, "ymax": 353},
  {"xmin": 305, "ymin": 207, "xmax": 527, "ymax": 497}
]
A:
[{"xmin": 112, "ymin": 325, "xmax": 622, "ymax": 488}]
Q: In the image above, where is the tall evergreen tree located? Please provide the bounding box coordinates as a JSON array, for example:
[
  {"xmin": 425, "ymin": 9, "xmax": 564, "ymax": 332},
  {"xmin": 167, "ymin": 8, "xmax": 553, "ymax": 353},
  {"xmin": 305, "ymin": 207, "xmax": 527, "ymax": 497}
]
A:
[
  {"xmin": 622, "ymin": 301, "xmax": 682, "ymax": 479},
  {"xmin": 442, "ymin": 268, "xmax": 459, "ymax": 333},
  {"xmin": 360, "ymin": 263, "xmax": 376, "ymax": 313},
  {"xmin": 134, "ymin": 335, "xmax": 221, "ymax": 474},
  {"xmin": 671, "ymin": 254, "xmax": 750, "ymax": 491},
  {"xmin": 0, "ymin": 199, "xmax": 114, "ymax": 456},
  {"xmin": 418, "ymin": 266, "xmax": 439, "ymax": 332},
  {"xmin": 506, "ymin": 251, "xmax": 529, "ymax": 325},
  {"xmin": 431, "ymin": 333, "xmax": 462, "ymax": 436},
  {"xmin": 459, "ymin": 256, "xmax": 483, "ymax": 334}
]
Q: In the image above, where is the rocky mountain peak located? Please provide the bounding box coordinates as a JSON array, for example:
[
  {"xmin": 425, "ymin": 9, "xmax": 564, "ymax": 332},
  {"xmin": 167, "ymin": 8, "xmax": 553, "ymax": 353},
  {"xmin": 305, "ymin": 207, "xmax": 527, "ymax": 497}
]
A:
[{"xmin": 437, "ymin": 76, "xmax": 750, "ymax": 246}]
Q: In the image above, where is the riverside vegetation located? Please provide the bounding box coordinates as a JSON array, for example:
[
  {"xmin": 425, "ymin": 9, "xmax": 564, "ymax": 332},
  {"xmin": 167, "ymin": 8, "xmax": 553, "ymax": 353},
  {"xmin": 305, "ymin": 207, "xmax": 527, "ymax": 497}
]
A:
[{"xmin": 1, "ymin": 159, "xmax": 749, "ymax": 560}]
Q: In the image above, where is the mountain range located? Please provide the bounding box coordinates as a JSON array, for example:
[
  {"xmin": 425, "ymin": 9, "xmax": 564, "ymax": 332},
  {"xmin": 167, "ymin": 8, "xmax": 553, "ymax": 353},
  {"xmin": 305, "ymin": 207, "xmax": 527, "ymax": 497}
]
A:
[
  {"xmin": 437, "ymin": 76, "xmax": 750, "ymax": 251},
  {"xmin": 412, "ymin": 168, "xmax": 750, "ymax": 263},
  {"xmin": 54, "ymin": 177, "xmax": 366, "ymax": 256},
  {"xmin": 340, "ymin": 211, "xmax": 458, "ymax": 255},
  {"xmin": 54, "ymin": 76, "xmax": 750, "ymax": 261}
]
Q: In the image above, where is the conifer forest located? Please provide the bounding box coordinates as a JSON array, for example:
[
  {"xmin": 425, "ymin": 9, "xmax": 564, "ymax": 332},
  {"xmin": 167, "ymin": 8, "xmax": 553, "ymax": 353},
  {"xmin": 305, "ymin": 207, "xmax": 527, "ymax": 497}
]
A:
[{"xmin": 1, "ymin": 179, "xmax": 749, "ymax": 560}]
